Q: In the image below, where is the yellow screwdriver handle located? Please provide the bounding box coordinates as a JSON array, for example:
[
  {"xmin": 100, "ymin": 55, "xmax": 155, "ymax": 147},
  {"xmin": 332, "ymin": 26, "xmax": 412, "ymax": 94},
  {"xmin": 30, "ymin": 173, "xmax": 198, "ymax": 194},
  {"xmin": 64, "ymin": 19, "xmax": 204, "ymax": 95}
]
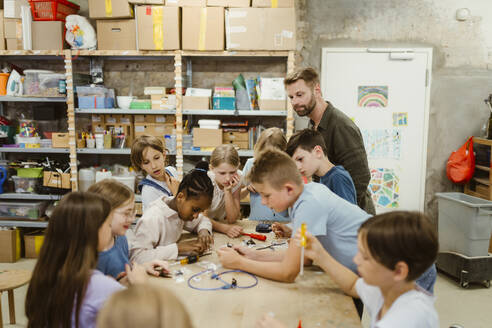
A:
[{"xmin": 300, "ymin": 223, "xmax": 307, "ymax": 247}]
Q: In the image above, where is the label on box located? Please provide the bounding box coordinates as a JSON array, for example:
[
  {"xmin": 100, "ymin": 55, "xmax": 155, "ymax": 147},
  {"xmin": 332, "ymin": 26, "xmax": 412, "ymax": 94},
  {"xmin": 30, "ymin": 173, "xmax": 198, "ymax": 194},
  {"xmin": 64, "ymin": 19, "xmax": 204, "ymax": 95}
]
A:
[
  {"xmin": 156, "ymin": 116, "xmax": 166, "ymax": 123},
  {"xmin": 228, "ymin": 10, "xmax": 247, "ymax": 18},
  {"xmin": 120, "ymin": 117, "xmax": 131, "ymax": 124},
  {"xmin": 282, "ymin": 30, "xmax": 293, "ymax": 38},
  {"xmin": 135, "ymin": 126, "xmax": 145, "ymax": 132},
  {"xmin": 106, "ymin": 117, "xmax": 117, "ymax": 124}
]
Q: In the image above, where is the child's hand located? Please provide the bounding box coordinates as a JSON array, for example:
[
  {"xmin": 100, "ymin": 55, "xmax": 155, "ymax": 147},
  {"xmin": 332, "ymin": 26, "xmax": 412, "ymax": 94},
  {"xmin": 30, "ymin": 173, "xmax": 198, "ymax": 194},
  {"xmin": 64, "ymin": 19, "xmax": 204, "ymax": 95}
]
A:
[
  {"xmin": 217, "ymin": 246, "xmax": 242, "ymax": 269},
  {"xmin": 224, "ymin": 173, "xmax": 240, "ymax": 192},
  {"xmin": 143, "ymin": 260, "xmax": 170, "ymax": 277},
  {"xmin": 198, "ymin": 229, "xmax": 213, "ymax": 249},
  {"xmin": 177, "ymin": 240, "xmax": 205, "ymax": 255},
  {"xmin": 272, "ymin": 223, "xmax": 292, "ymax": 238},
  {"xmin": 293, "ymin": 229, "xmax": 324, "ymax": 263},
  {"xmin": 225, "ymin": 224, "xmax": 243, "ymax": 238},
  {"xmin": 247, "ymin": 184, "xmax": 257, "ymax": 193},
  {"xmin": 255, "ymin": 313, "xmax": 287, "ymax": 328},
  {"xmin": 125, "ymin": 262, "xmax": 148, "ymax": 285}
]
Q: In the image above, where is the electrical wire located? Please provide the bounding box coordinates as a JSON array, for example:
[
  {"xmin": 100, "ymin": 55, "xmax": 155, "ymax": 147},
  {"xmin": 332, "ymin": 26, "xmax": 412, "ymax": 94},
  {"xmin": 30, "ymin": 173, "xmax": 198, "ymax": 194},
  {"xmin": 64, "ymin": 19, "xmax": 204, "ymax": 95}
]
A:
[{"xmin": 187, "ymin": 269, "xmax": 259, "ymax": 291}]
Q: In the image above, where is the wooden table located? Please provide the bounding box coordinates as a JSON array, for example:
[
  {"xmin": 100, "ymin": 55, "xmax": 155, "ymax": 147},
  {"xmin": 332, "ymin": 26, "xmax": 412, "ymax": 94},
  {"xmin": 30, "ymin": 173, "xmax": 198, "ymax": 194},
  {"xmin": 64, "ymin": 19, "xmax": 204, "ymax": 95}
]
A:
[
  {"xmin": 0, "ymin": 269, "xmax": 31, "ymax": 328},
  {"xmin": 150, "ymin": 220, "xmax": 361, "ymax": 328}
]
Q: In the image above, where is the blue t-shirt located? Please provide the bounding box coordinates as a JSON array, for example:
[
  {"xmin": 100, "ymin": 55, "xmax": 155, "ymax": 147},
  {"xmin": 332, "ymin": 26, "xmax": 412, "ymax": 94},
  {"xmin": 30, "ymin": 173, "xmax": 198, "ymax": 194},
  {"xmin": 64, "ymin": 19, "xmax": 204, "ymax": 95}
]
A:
[
  {"xmin": 289, "ymin": 182, "xmax": 371, "ymax": 273},
  {"xmin": 97, "ymin": 236, "xmax": 129, "ymax": 278},
  {"xmin": 242, "ymin": 158, "xmax": 290, "ymax": 222},
  {"xmin": 319, "ymin": 165, "xmax": 357, "ymax": 205}
]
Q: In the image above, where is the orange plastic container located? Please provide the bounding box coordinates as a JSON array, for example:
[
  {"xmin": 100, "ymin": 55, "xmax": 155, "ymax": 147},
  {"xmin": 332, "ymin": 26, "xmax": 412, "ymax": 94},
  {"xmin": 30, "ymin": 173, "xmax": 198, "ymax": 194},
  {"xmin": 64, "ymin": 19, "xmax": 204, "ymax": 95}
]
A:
[{"xmin": 0, "ymin": 73, "xmax": 10, "ymax": 96}]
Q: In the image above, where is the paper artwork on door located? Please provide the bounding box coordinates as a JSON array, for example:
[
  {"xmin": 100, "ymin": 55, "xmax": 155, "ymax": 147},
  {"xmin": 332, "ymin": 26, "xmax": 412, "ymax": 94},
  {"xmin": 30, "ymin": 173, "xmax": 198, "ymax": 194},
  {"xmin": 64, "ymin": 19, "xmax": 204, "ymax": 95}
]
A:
[
  {"xmin": 357, "ymin": 86, "xmax": 388, "ymax": 107},
  {"xmin": 362, "ymin": 129, "xmax": 401, "ymax": 159},
  {"xmin": 392, "ymin": 112, "xmax": 408, "ymax": 126},
  {"xmin": 369, "ymin": 168, "xmax": 399, "ymax": 208}
]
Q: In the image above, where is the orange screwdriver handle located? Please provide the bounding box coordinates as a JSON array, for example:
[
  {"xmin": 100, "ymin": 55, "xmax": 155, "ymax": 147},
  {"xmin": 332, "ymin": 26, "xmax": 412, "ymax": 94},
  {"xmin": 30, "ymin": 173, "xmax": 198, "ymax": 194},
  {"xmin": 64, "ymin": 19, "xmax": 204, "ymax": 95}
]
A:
[{"xmin": 242, "ymin": 233, "xmax": 267, "ymax": 241}]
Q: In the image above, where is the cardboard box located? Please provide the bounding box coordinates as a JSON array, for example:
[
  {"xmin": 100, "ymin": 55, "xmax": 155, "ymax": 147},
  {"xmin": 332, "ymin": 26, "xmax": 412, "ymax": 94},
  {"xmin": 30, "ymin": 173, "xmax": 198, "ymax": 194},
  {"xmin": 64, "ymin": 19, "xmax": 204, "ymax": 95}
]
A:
[
  {"xmin": 182, "ymin": 7, "xmax": 224, "ymax": 51},
  {"xmin": 129, "ymin": 0, "xmax": 164, "ymax": 3},
  {"xmin": 4, "ymin": 0, "xmax": 29, "ymax": 18},
  {"xmin": 97, "ymin": 19, "xmax": 136, "ymax": 50},
  {"xmin": 225, "ymin": 8, "xmax": 295, "ymax": 50},
  {"xmin": 43, "ymin": 171, "xmax": 71, "ymax": 189},
  {"xmin": 6, "ymin": 37, "xmax": 22, "ymax": 50},
  {"xmin": 105, "ymin": 123, "xmax": 135, "ymax": 145},
  {"xmin": 259, "ymin": 98, "xmax": 286, "ymax": 110},
  {"xmin": 207, "ymin": 0, "xmax": 250, "ymax": 6},
  {"xmin": 89, "ymin": 0, "xmax": 133, "ymax": 19},
  {"xmin": 92, "ymin": 123, "xmax": 106, "ymax": 134},
  {"xmin": 134, "ymin": 123, "xmax": 174, "ymax": 139},
  {"xmin": 224, "ymin": 139, "xmax": 249, "ymax": 149},
  {"xmin": 252, "ymin": 0, "xmax": 294, "ymax": 7},
  {"xmin": 0, "ymin": 229, "xmax": 20, "ymax": 263},
  {"xmin": 119, "ymin": 114, "xmax": 133, "ymax": 125},
  {"xmin": 166, "ymin": 0, "xmax": 206, "ymax": 6},
  {"xmin": 105, "ymin": 114, "xmax": 121, "ymax": 124},
  {"xmin": 4, "ymin": 18, "xmax": 21, "ymax": 38},
  {"xmin": 183, "ymin": 96, "xmax": 210, "ymax": 110},
  {"xmin": 223, "ymin": 131, "xmax": 249, "ymax": 142},
  {"xmin": 134, "ymin": 114, "xmax": 175, "ymax": 124},
  {"xmin": 52, "ymin": 132, "xmax": 70, "ymax": 148},
  {"xmin": 0, "ymin": 10, "xmax": 4, "ymax": 50},
  {"xmin": 32, "ymin": 21, "xmax": 64, "ymax": 50},
  {"xmin": 92, "ymin": 114, "xmax": 105, "ymax": 124},
  {"xmin": 136, "ymin": 6, "xmax": 180, "ymax": 50},
  {"xmin": 193, "ymin": 128, "xmax": 222, "ymax": 147},
  {"xmin": 24, "ymin": 232, "xmax": 45, "ymax": 259}
]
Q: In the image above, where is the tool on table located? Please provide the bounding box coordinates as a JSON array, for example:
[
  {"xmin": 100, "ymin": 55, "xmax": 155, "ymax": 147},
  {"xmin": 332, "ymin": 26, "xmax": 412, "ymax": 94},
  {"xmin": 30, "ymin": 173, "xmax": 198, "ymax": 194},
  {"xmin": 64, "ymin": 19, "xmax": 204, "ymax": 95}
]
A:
[
  {"xmin": 255, "ymin": 223, "xmax": 272, "ymax": 233},
  {"xmin": 175, "ymin": 252, "xmax": 211, "ymax": 266},
  {"xmin": 156, "ymin": 266, "xmax": 172, "ymax": 278},
  {"xmin": 255, "ymin": 241, "xmax": 287, "ymax": 251},
  {"xmin": 300, "ymin": 223, "xmax": 307, "ymax": 276},
  {"xmin": 242, "ymin": 232, "xmax": 267, "ymax": 241}
]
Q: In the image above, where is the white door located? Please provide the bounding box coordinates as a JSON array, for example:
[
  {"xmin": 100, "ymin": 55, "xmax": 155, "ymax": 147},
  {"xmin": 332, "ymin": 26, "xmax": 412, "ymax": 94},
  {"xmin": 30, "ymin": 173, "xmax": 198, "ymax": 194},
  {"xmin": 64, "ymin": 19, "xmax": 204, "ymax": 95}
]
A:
[{"xmin": 321, "ymin": 48, "xmax": 432, "ymax": 213}]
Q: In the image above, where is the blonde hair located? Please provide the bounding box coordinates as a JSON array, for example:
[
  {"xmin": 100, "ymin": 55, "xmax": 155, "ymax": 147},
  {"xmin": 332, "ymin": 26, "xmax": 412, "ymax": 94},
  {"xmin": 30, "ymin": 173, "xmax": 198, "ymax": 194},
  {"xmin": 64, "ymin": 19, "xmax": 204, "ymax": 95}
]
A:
[
  {"xmin": 210, "ymin": 144, "xmax": 240, "ymax": 168},
  {"xmin": 87, "ymin": 179, "xmax": 134, "ymax": 210},
  {"xmin": 97, "ymin": 284, "xmax": 193, "ymax": 328},
  {"xmin": 253, "ymin": 127, "xmax": 287, "ymax": 157},
  {"xmin": 248, "ymin": 148, "xmax": 302, "ymax": 189},
  {"xmin": 131, "ymin": 135, "xmax": 167, "ymax": 172}
]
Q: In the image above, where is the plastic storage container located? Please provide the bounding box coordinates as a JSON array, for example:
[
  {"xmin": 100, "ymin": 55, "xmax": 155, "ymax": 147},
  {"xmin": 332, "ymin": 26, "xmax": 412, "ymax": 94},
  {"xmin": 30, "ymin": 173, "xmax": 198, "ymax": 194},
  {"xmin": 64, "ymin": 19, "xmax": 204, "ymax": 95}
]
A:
[
  {"xmin": 76, "ymin": 86, "xmax": 115, "ymax": 109},
  {"xmin": 24, "ymin": 70, "xmax": 65, "ymax": 97},
  {"xmin": 183, "ymin": 134, "xmax": 193, "ymax": 150},
  {"xmin": 12, "ymin": 176, "xmax": 41, "ymax": 193},
  {"xmin": 0, "ymin": 201, "xmax": 46, "ymax": 219},
  {"xmin": 28, "ymin": 0, "xmax": 80, "ymax": 21},
  {"xmin": 78, "ymin": 168, "xmax": 95, "ymax": 192},
  {"xmin": 436, "ymin": 192, "xmax": 492, "ymax": 256}
]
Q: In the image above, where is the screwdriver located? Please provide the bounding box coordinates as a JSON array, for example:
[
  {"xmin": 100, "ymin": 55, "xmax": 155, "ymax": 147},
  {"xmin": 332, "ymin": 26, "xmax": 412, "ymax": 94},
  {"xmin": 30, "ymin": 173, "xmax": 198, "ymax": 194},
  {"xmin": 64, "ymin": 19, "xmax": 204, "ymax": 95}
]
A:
[
  {"xmin": 177, "ymin": 252, "xmax": 211, "ymax": 265},
  {"xmin": 242, "ymin": 233, "xmax": 267, "ymax": 241}
]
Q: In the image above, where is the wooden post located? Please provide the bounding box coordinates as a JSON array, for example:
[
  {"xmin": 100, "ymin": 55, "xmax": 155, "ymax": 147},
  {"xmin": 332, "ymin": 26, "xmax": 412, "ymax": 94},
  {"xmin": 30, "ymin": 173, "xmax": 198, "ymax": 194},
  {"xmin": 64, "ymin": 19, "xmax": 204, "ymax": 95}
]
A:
[
  {"xmin": 175, "ymin": 52, "xmax": 183, "ymax": 179},
  {"xmin": 286, "ymin": 51, "xmax": 295, "ymax": 139},
  {"xmin": 65, "ymin": 50, "xmax": 78, "ymax": 191}
]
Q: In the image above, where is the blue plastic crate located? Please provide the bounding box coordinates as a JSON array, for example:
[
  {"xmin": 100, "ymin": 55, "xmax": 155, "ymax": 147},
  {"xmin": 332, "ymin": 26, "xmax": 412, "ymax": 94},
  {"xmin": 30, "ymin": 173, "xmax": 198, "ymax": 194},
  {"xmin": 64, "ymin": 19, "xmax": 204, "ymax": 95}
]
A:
[{"xmin": 78, "ymin": 96, "xmax": 114, "ymax": 109}]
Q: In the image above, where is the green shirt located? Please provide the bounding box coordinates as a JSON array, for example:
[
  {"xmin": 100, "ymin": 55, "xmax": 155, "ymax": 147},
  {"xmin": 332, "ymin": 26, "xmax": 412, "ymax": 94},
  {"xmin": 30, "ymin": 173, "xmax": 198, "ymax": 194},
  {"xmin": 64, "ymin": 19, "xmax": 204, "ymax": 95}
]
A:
[{"xmin": 311, "ymin": 101, "xmax": 375, "ymax": 215}]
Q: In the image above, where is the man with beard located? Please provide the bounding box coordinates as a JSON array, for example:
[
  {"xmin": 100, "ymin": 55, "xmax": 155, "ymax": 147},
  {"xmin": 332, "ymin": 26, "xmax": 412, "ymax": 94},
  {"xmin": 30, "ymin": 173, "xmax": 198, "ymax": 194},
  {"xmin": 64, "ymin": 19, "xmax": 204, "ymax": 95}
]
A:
[{"xmin": 284, "ymin": 68, "xmax": 375, "ymax": 215}]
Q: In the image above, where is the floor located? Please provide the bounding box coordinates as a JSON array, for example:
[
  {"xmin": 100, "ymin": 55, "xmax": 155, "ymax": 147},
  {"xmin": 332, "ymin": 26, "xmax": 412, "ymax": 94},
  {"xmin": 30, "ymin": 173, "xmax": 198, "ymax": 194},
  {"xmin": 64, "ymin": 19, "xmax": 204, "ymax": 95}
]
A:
[{"xmin": 1, "ymin": 259, "xmax": 491, "ymax": 328}]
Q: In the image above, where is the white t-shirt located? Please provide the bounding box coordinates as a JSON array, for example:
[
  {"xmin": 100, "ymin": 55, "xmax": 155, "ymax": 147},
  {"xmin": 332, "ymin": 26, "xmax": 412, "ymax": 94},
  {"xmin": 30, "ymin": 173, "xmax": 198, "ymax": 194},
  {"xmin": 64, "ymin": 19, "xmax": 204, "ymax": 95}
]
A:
[
  {"xmin": 206, "ymin": 170, "xmax": 242, "ymax": 221},
  {"xmin": 141, "ymin": 166, "xmax": 178, "ymax": 212},
  {"xmin": 355, "ymin": 278, "xmax": 439, "ymax": 328}
]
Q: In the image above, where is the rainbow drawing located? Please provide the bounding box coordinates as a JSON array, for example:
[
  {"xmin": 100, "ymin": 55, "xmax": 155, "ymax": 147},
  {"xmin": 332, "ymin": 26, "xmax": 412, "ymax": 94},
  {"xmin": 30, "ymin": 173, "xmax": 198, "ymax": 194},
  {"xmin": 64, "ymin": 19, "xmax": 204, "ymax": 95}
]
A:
[{"xmin": 358, "ymin": 86, "xmax": 388, "ymax": 107}]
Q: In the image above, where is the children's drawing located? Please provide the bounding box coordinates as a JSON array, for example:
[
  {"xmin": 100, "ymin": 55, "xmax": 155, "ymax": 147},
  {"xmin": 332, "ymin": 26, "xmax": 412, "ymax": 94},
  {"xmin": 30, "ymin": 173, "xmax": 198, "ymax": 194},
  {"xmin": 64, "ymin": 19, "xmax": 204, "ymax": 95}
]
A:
[
  {"xmin": 392, "ymin": 112, "xmax": 408, "ymax": 126},
  {"xmin": 369, "ymin": 168, "xmax": 399, "ymax": 208},
  {"xmin": 362, "ymin": 129, "xmax": 401, "ymax": 159},
  {"xmin": 358, "ymin": 86, "xmax": 388, "ymax": 107}
]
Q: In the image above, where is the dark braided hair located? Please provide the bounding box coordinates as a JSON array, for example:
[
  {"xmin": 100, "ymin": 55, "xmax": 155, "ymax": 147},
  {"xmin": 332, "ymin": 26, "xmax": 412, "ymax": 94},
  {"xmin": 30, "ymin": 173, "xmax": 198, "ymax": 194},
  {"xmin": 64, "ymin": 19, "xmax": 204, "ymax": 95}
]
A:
[{"xmin": 177, "ymin": 168, "xmax": 214, "ymax": 201}]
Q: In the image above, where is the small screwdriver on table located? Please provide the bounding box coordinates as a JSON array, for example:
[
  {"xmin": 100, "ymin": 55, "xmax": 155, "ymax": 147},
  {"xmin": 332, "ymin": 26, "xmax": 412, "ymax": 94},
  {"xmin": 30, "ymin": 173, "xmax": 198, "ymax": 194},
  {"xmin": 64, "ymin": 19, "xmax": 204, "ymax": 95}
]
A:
[{"xmin": 176, "ymin": 252, "xmax": 212, "ymax": 265}]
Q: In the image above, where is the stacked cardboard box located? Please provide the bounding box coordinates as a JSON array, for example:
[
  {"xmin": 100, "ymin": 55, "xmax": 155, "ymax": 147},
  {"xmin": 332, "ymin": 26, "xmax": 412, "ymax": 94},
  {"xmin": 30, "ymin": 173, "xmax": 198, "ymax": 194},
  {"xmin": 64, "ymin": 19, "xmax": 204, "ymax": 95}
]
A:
[
  {"xmin": 182, "ymin": 7, "xmax": 224, "ymax": 50},
  {"xmin": 89, "ymin": 0, "xmax": 137, "ymax": 50},
  {"xmin": 4, "ymin": 17, "xmax": 22, "ymax": 50},
  {"xmin": 136, "ymin": 6, "xmax": 180, "ymax": 51}
]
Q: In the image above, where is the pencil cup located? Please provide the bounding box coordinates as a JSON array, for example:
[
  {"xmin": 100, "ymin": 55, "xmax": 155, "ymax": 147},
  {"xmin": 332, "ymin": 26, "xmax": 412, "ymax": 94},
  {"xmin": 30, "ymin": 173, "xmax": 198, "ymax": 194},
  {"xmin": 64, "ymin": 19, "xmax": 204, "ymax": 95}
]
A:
[
  {"xmin": 95, "ymin": 134, "xmax": 104, "ymax": 149},
  {"xmin": 86, "ymin": 138, "xmax": 95, "ymax": 148}
]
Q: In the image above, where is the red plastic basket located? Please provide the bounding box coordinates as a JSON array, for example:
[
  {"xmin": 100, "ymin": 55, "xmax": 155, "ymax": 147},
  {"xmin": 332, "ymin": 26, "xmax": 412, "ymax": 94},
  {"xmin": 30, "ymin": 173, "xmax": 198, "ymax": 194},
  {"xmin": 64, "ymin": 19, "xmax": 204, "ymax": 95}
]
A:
[{"xmin": 28, "ymin": 0, "xmax": 80, "ymax": 21}]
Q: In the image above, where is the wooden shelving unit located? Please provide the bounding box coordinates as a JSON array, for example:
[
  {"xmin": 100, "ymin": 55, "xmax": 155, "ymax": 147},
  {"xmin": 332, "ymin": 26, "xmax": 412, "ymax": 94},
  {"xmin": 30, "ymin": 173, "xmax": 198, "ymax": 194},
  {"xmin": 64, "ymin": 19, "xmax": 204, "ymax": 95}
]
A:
[{"xmin": 464, "ymin": 137, "xmax": 492, "ymax": 200}]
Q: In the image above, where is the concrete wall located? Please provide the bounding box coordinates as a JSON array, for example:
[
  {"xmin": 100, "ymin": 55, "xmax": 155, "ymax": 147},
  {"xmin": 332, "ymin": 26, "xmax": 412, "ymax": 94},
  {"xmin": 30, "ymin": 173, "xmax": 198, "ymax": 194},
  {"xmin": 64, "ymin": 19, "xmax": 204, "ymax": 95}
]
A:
[{"xmin": 296, "ymin": 0, "xmax": 492, "ymax": 221}]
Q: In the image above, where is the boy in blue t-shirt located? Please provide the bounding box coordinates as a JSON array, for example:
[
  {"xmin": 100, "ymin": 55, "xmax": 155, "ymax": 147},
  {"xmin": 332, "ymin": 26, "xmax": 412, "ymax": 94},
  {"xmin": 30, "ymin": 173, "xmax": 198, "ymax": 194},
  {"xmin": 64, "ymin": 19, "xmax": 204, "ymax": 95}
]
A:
[
  {"xmin": 286, "ymin": 128, "xmax": 356, "ymax": 205},
  {"xmin": 218, "ymin": 149, "xmax": 371, "ymax": 282}
]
